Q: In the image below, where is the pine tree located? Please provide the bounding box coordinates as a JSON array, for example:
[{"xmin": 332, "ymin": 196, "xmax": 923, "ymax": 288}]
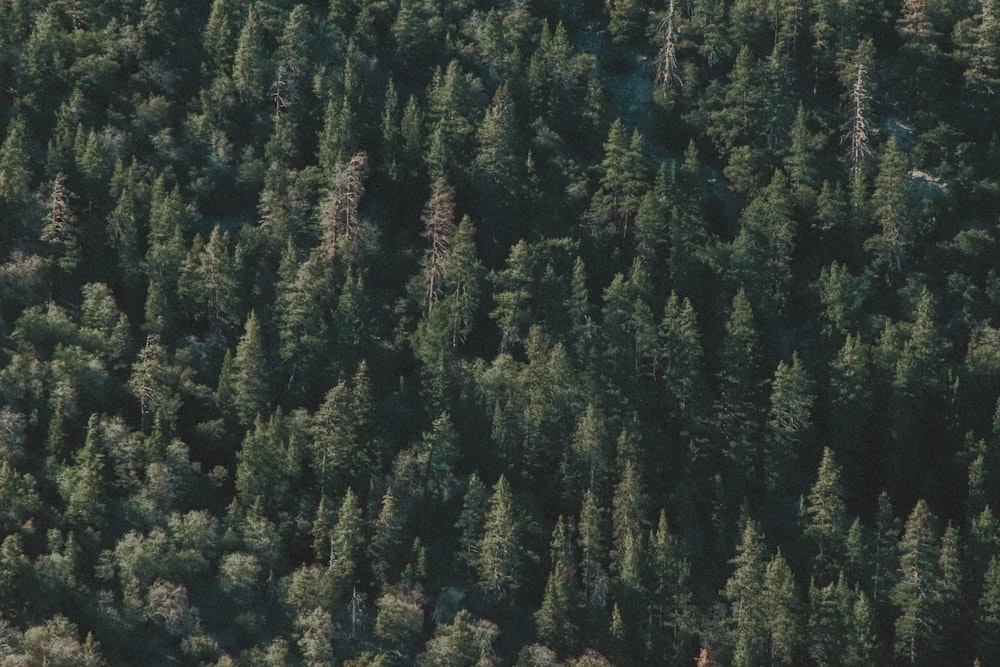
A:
[
  {"xmin": 311, "ymin": 362, "xmax": 376, "ymax": 497},
  {"xmin": 0, "ymin": 116, "xmax": 32, "ymax": 205},
  {"xmin": 656, "ymin": 293, "xmax": 706, "ymax": 417},
  {"xmin": 371, "ymin": 488, "xmax": 405, "ymax": 585},
  {"xmin": 845, "ymin": 589, "xmax": 876, "ymax": 667},
  {"xmin": 586, "ymin": 121, "xmax": 648, "ymax": 239},
  {"xmin": 724, "ymin": 520, "xmax": 768, "ymax": 667},
  {"xmin": 892, "ymin": 499, "xmax": 941, "ymax": 664},
  {"xmin": 807, "ymin": 577, "xmax": 850, "ymax": 667},
  {"xmin": 477, "ymin": 475, "xmax": 525, "ymax": 600},
  {"xmin": 474, "ymin": 84, "xmax": 520, "ymax": 186},
  {"xmin": 842, "ymin": 60, "xmax": 872, "ymax": 183},
  {"xmin": 57, "ymin": 415, "xmax": 106, "ymax": 527},
  {"xmin": 609, "ymin": 0, "xmax": 644, "ymax": 43},
  {"xmin": 330, "ymin": 487, "xmax": 365, "ymax": 583},
  {"xmin": 235, "ymin": 410, "xmax": 300, "ymax": 515},
  {"xmin": 611, "ymin": 458, "xmax": 645, "ymax": 577},
  {"xmin": 730, "ymin": 170, "xmax": 796, "ymax": 316},
  {"xmin": 204, "ymin": 0, "xmax": 240, "ymax": 76},
  {"xmin": 457, "ymin": 473, "xmax": 489, "ymax": 569},
  {"xmin": 564, "ymin": 405, "xmax": 610, "ymax": 499},
  {"xmin": 961, "ymin": 0, "xmax": 1000, "ymax": 97},
  {"xmin": 765, "ymin": 353, "xmax": 815, "ymax": 489},
  {"xmin": 978, "ymin": 555, "xmax": 1000, "ymax": 662},
  {"xmin": 232, "ymin": 5, "xmax": 269, "ymax": 101},
  {"xmin": 579, "ymin": 489, "xmax": 609, "ymax": 610},
  {"xmin": 535, "ymin": 562, "xmax": 578, "ymax": 654},
  {"xmin": 228, "ymin": 311, "xmax": 271, "ymax": 427},
  {"xmin": 648, "ymin": 510, "xmax": 695, "ymax": 662},
  {"xmin": 865, "ymin": 138, "xmax": 913, "ymax": 277},
  {"xmin": 805, "ymin": 447, "xmax": 849, "ymax": 580},
  {"xmin": 716, "ymin": 289, "xmax": 766, "ymax": 481},
  {"xmin": 763, "ymin": 551, "xmax": 799, "ymax": 666},
  {"xmin": 177, "ymin": 226, "xmax": 239, "ymax": 336}
]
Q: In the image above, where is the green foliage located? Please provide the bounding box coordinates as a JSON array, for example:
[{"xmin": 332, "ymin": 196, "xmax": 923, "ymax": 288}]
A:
[{"xmin": 0, "ymin": 0, "xmax": 998, "ymax": 663}]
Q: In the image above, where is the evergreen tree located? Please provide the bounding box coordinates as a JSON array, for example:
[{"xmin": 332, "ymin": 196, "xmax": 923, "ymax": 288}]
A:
[
  {"xmin": 763, "ymin": 550, "xmax": 799, "ymax": 666},
  {"xmin": 232, "ymin": 5, "xmax": 269, "ymax": 101},
  {"xmin": 311, "ymin": 362, "xmax": 376, "ymax": 498},
  {"xmin": 477, "ymin": 475, "xmax": 526, "ymax": 600},
  {"xmin": 892, "ymin": 499, "xmax": 941, "ymax": 665},
  {"xmin": 586, "ymin": 120, "xmax": 648, "ymax": 239},
  {"xmin": 371, "ymin": 488, "xmax": 405, "ymax": 585},
  {"xmin": 765, "ymin": 353, "xmax": 815, "ymax": 489},
  {"xmin": 978, "ymin": 554, "xmax": 1000, "ymax": 662},
  {"xmin": 804, "ymin": 447, "xmax": 849, "ymax": 580},
  {"xmin": 579, "ymin": 489, "xmax": 609, "ymax": 610},
  {"xmin": 865, "ymin": 138, "xmax": 914, "ymax": 277},
  {"xmin": 0, "ymin": 116, "xmax": 32, "ymax": 206},
  {"xmin": 724, "ymin": 519, "xmax": 768, "ymax": 667},
  {"xmin": 535, "ymin": 562, "xmax": 578, "ymax": 654},
  {"xmin": 730, "ymin": 170, "xmax": 796, "ymax": 316},
  {"xmin": 457, "ymin": 473, "xmax": 489, "ymax": 569},
  {"xmin": 331, "ymin": 487, "xmax": 366, "ymax": 583},
  {"xmin": 715, "ymin": 289, "xmax": 765, "ymax": 481},
  {"xmin": 57, "ymin": 415, "xmax": 107, "ymax": 527},
  {"xmin": 227, "ymin": 310, "xmax": 271, "ymax": 427}
]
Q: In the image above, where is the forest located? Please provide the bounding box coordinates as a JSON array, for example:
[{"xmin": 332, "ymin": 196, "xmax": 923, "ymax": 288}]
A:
[{"xmin": 1, "ymin": 0, "xmax": 1000, "ymax": 664}]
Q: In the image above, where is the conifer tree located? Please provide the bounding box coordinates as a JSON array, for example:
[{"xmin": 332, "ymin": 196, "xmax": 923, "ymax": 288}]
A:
[
  {"xmin": 204, "ymin": 0, "xmax": 241, "ymax": 76},
  {"xmin": 648, "ymin": 510, "xmax": 695, "ymax": 662},
  {"xmin": 579, "ymin": 489, "xmax": 609, "ymax": 610},
  {"xmin": 232, "ymin": 5, "xmax": 268, "ymax": 101},
  {"xmin": 312, "ymin": 362, "xmax": 376, "ymax": 497},
  {"xmin": 716, "ymin": 289, "xmax": 765, "ymax": 480},
  {"xmin": 474, "ymin": 84, "xmax": 520, "ymax": 186},
  {"xmin": 978, "ymin": 555, "xmax": 1000, "ymax": 662},
  {"xmin": 331, "ymin": 487, "xmax": 365, "ymax": 583},
  {"xmin": 765, "ymin": 353, "xmax": 815, "ymax": 489},
  {"xmin": 763, "ymin": 551, "xmax": 799, "ymax": 666},
  {"xmin": 535, "ymin": 562, "xmax": 578, "ymax": 654},
  {"xmin": 805, "ymin": 447, "xmax": 849, "ymax": 580},
  {"xmin": 724, "ymin": 520, "xmax": 768, "ymax": 667},
  {"xmin": 892, "ymin": 499, "xmax": 941, "ymax": 664},
  {"xmin": 865, "ymin": 138, "xmax": 913, "ymax": 277},
  {"xmin": 478, "ymin": 475, "xmax": 525, "ymax": 600},
  {"xmin": 655, "ymin": 0, "xmax": 682, "ymax": 90},
  {"xmin": 371, "ymin": 488, "xmax": 405, "ymax": 585},
  {"xmin": 0, "ymin": 116, "xmax": 32, "ymax": 206},
  {"xmin": 457, "ymin": 473, "xmax": 489, "ymax": 569},
  {"xmin": 961, "ymin": 0, "xmax": 1000, "ymax": 97},
  {"xmin": 730, "ymin": 170, "xmax": 796, "ymax": 316},
  {"xmin": 229, "ymin": 310, "xmax": 271, "ymax": 427},
  {"xmin": 586, "ymin": 120, "xmax": 648, "ymax": 239},
  {"xmin": 57, "ymin": 415, "xmax": 106, "ymax": 527}
]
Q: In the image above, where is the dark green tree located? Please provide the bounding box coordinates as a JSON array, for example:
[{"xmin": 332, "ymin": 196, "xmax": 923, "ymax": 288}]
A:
[
  {"xmin": 804, "ymin": 447, "xmax": 849, "ymax": 580},
  {"xmin": 478, "ymin": 475, "xmax": 526, "ymax": 601},
  {"xmin": 586, "ymin": 120, "xmax": 648, "ymax": 239},
  {"xmin": 892, "ymin": 499, "xmax": 941, "ymax": 665}
]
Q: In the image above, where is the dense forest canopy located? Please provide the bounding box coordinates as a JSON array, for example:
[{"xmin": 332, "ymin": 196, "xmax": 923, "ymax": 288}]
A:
[{"xmin": 1, "ymin": 0, "xmax": 1000, "ymax": 664}]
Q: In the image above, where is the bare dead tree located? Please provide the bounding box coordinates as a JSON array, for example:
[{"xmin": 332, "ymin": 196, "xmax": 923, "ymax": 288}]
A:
[
  {"xmin": 655, "ymin": 0, "xmax": 683, "ymax": 89},
  {"xmin": 421, "ymin": 178, "xmax": 457, "ymax": 314},
  {"xmin": 842, "ymin": 62, "xmax": 871, "ymax": 182},
  {"xmin": 319, "ymin": 152, "xmax": 370, "ymax": 263}
]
